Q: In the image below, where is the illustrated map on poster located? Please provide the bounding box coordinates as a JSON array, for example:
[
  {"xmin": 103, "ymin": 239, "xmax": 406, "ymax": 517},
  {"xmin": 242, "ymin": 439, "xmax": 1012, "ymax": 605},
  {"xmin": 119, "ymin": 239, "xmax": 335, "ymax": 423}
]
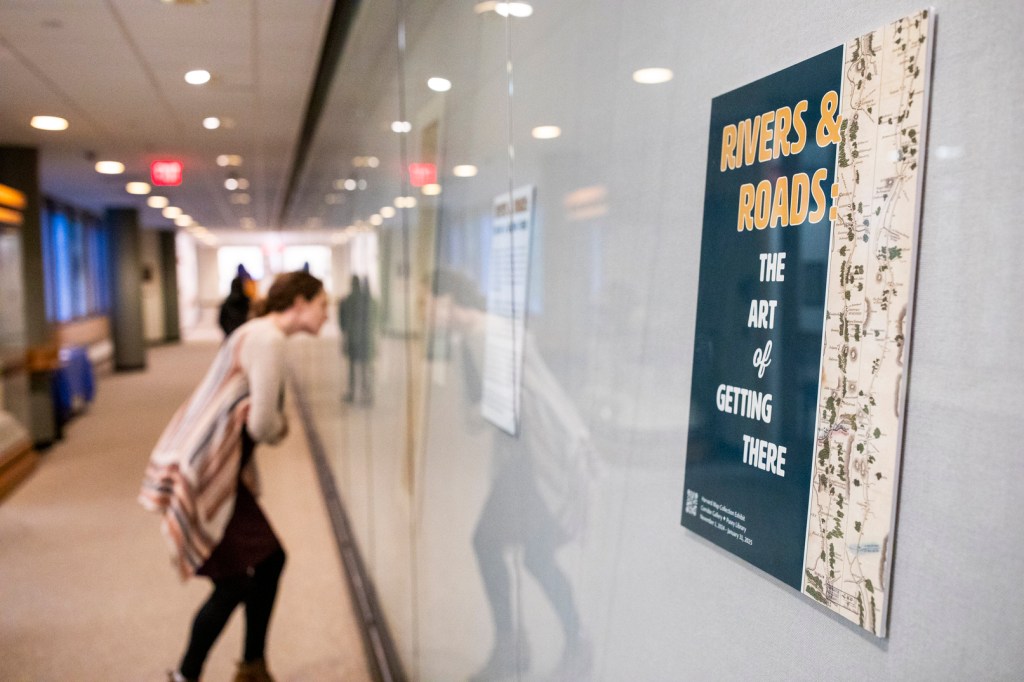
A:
[
  {"xmin": 681, "ymin": 10, "xmax": 933, "ymax": 636},
  {"xmin": 482, "ymin": 186, "xmax": 535, "ymax": 435}
]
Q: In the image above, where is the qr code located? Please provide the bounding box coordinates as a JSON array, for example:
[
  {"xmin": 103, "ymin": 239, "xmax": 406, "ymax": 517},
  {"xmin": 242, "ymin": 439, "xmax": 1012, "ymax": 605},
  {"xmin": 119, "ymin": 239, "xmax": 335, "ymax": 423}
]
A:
[{"xmin": 685, "ymin": 489, "xmax": 699, "ymax": 516}]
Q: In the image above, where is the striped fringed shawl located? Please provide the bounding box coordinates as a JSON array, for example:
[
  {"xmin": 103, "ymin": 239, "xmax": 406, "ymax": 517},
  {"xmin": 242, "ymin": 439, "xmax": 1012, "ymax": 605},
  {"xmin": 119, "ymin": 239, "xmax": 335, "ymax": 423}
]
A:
[{"xmin": 139, "ymin": 328, "xmax": 256, "ymax": 580}]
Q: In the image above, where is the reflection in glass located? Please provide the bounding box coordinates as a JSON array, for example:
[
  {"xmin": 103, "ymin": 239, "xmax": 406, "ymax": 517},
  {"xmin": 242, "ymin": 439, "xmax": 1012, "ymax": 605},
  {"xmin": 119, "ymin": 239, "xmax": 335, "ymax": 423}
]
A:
[
  {"xmin": 438, "ymin": 272, "xmax": 598, "ymax": 680},
  {"xmin": 339, "ymin": 275, "xmax": 378, "ymax": 405}
]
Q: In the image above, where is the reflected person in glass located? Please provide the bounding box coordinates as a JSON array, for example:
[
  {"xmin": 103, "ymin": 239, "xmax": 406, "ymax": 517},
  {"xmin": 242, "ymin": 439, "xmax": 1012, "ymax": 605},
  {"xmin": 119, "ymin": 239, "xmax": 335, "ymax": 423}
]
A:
[
  {"xmin": 439, "ymin": 272, "xmax": 598, "ymax": 681},
  {"xmin": 338, "ymin": 275, "xmax": 377, "ymax": 405}
]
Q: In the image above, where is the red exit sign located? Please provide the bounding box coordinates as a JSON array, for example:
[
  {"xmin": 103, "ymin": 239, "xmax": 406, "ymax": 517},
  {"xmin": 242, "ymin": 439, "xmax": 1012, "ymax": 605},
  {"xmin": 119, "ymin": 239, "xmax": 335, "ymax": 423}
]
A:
[
  {"xmin": 151, "ymin": 159, "xmax": 183, "ymax": 186},
  {"xmin": 408, "ymin": 162, "xmax": 436, "ymax": 187}
]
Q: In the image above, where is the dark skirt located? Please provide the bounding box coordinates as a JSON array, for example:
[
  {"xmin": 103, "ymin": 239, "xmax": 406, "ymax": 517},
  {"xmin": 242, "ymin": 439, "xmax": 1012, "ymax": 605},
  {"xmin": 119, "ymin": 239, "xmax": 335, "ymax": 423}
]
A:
[{"xmin": 197, "ymin": 429, "xmax": 281, "ymax": 580}]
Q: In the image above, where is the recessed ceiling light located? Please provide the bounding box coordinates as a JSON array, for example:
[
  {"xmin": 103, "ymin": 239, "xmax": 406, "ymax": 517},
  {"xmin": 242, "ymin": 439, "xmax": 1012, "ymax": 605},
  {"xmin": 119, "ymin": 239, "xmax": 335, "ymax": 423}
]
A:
[
  {"xmin": 216, "ymin": 154, "xmax": 243, "ymax": 167},
  {"xmin": 476, "ymin": 1, "xmax": 533, "ymax": 16},
  {"xmin": 230, "ymin": 193, "xmax": 251, "ymax": 205},
  {"xmin": 174, "ymin": 214, "xmax": 193, "ymax": 227},
  {"xmin": 496, "ymin": 2, "xmax": 534, "ymax": 18},
  {"xmin": 369, "ymin": 214, "xmax": 383, "ymax": 226},
  {"xmin": 380, "ymin": 206, "xmax": 396, "ymax": 218},
  {"xmin": 357, "ymin": 179, "xmax": 367, "ymax": 190},
  {"xmin": 391, "ymin": 121, "xmax": 412, "ymax": 133},
  {"xmin": 632, "ymin": 67, "xmax": 674, "ymax": 84},
  {"xmin": 202, "ymin": 117, "xmax": 221, "ymax": 130},
  {"xmin": 162, "ymin": 206, "xmax": 182, "ymax": 219},
  {"xmin": 185, "ymin": 69, "xmax": 211, "ymax": 85},
  {"xmin": 421, "ymin": 183, "xmax": 442, "ymax": 196},
  {"xmin": 126, "ymin": 182, "xmax": 151, "ymax": 195},
  {"xmin": 147, "ymin": 196, "xmax": 169, "ymax": 209},
  {"xmin": 236, "ymin": 178, "xmax": 249, "ymax": 190},
  {"xmin": 531, "ymin": 125, "xmax": 561, "ymax": 139},
  {"xmin": 30, "ymin": 115, "xmax": 68, "ymax": 131},
  {"xmin": 343, "ymin": 179, "xmax": 357, "ymax": 191},
  {"xmin": 352, "ymin": 155, "xmax": 381, "ymax": 168},
  {"xmin": 453, "ymin": 164, "xmax": 478, "ymax": 177},
  {"xmin": 427, "ymin": 77, "xmax": 452, "ymax": 92},
  {"xmin": 395, "ymin": 196, "xmax": 418, "ymax": 209},
  {"xmin": 224, "ymin": 178, "xmax": 239, "ymax": 190},
  {"xmin": 95, "ymin": 161, "xmax": 125, "ymax": 174}
]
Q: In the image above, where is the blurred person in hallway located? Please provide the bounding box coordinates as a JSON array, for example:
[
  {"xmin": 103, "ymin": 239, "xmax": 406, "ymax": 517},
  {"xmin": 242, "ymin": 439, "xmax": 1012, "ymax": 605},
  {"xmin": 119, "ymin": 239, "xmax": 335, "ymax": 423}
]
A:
[
  {"xmin": 139, "ymin": 271, "xmax": 329, "ymax": 682},
  {"xmin": 218, "ymin": 269, "xmax": 253, "ymax": 338},
  {"xmin": 437, "ymin": 271, "xmax": 598, "ymax": 682},
  {"xmin": 338, "ymin": 274, "xmax": 377, "ymax": 404}
]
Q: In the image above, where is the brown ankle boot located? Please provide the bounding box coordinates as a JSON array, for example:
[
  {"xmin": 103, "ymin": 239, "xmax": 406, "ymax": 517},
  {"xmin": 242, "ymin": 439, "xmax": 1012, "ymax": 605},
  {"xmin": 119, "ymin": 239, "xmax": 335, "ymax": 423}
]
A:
[{"xmin": 233, "ymin": 658, "xmax": 275, "ymax": 682}]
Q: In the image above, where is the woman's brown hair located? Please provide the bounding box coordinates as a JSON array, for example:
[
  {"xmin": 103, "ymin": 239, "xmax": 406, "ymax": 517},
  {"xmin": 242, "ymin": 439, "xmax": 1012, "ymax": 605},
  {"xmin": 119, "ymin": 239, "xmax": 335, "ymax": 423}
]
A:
[{"xmin": 254, "ymin": 271, "xmax": 324, "ymax": 317}]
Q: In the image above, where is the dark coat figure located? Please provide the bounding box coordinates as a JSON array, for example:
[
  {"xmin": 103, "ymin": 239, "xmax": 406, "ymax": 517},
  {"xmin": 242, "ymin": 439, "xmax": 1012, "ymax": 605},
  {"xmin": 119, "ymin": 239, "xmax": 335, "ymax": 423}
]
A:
[
  {"xmin": 218, "ymin": 276, "xmax": 251, "ymax": 338},
  {"xmin": 338, "ymin": 276, "xmax": 377, "ymax": 403}
]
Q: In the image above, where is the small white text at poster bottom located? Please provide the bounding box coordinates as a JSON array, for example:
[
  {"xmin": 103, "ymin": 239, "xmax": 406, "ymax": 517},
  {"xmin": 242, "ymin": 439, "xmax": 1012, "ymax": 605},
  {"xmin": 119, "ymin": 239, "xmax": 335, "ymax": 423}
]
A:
[{"xmin": 687, "ymin": 491, "xmax": 753, "ymax": 547}]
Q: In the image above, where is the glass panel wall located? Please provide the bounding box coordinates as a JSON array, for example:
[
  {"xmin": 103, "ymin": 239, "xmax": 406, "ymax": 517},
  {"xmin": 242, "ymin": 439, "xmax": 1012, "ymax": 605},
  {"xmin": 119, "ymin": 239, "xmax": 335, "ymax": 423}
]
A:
[{"xmin": 287, "ymin": 1, "xmax": 1024, "ymax": 680}]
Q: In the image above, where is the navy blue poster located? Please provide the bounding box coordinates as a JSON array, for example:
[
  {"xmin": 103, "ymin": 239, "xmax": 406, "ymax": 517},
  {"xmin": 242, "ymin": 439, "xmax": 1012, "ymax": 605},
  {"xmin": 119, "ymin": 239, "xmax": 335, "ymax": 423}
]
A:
[
  {"xmin": 682, "ymin": 44, "xmax": 842, "ymax": 589},
  {"xmin": 682, "ymin": 11, "xmax": 933, "ymax": 637}
]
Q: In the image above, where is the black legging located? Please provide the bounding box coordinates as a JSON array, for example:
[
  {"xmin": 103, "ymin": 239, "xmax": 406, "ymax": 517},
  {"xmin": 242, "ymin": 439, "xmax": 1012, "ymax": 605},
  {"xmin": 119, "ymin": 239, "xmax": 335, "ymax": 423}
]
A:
[{"xmin": 179, "ymin": 548, "xmax": 286, "ymax": 679}]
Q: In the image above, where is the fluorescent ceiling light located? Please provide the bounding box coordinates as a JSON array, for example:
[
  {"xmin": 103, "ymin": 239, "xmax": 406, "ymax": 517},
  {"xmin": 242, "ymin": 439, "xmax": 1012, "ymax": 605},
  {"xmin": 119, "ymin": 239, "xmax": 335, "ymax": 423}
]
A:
[
  {"xmin": 427, "ymin": 77, "xmax": 452, "ymax": 92},
  {"xmin": 421, "ymin": 183, "xmax": 442, "ymax": 196},
  {"xmin": 175, "ymin": 215, "xmax": 193, "ymax": 227},
  {"xmin": 391, "ymin": 121, "xmax": 412, "ymax": 133},
  {"xmin": 202, "ymin": 117, "xmax": 221, "ymax": 130},
  {"xmin": 147, "ymin": 196, "xmax": 169, "ymax": 209},
  {"xmin": 632, "ymin": 67, "xmax": 674, "ymax": 84},
  {"xmin": 370, "ymin": 214, "xmax": 383, "ymax": 226},
  {"xmin": 380, "ymin": 206, "xmax": 396, "ymax": 218},
  {"xmin": 126, "ymin": 182, "xmax": 151, "ymax": 195},
  {"xmin": 185, "ymin": 69, "xmax": 211, "ymax": 85},
  {"xmin": 95, "ymin": 161, "xmax": 125, "ymax": 174},
  {"xmin": 30, "ymin": 115, "xmax": 68, "ymax": 131},
  {"xmin": 531, "ymin": 125, "xmax": 561, "ymax": 139},
  {"xmin": 453, "ymin": 164, "xmax": 478, "ymax": 177},
  {"xmin": 162, "ymin": 206, "xmax": 182, "ymax": 219}
]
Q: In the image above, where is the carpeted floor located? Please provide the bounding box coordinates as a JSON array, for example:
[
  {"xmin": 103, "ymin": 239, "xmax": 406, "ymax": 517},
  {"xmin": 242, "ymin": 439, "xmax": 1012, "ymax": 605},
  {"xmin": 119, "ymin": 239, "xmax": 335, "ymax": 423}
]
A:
[{"xmin": 0, "ymin": 341, "xmax": 371, "ymax": 682}]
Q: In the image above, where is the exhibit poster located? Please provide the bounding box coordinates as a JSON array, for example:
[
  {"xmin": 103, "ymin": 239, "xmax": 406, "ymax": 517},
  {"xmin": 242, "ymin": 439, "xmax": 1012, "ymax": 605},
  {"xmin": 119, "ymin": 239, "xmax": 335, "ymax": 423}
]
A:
[
  {"xmin": 681, "ymin": 10, "xmax": 933, "ymax": 636},
  {"xmin": 482, "ymin": 185, "xmax": 535, "ymax": 435}
]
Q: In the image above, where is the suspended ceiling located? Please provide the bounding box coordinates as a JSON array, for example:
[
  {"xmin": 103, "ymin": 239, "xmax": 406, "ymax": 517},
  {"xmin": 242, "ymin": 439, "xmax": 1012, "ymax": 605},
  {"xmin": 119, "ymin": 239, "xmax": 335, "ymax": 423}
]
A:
[{"xmin": 0, "ymin": 0, "xmax": 335, "ymax": 232}]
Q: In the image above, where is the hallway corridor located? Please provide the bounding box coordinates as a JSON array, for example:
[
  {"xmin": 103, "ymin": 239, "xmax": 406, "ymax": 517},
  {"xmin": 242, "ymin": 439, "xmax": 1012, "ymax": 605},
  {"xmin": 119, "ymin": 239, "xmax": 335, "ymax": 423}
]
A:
[{"xmin": 0, "ymin": 341, "xmax": 371, "ymax": 682}]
